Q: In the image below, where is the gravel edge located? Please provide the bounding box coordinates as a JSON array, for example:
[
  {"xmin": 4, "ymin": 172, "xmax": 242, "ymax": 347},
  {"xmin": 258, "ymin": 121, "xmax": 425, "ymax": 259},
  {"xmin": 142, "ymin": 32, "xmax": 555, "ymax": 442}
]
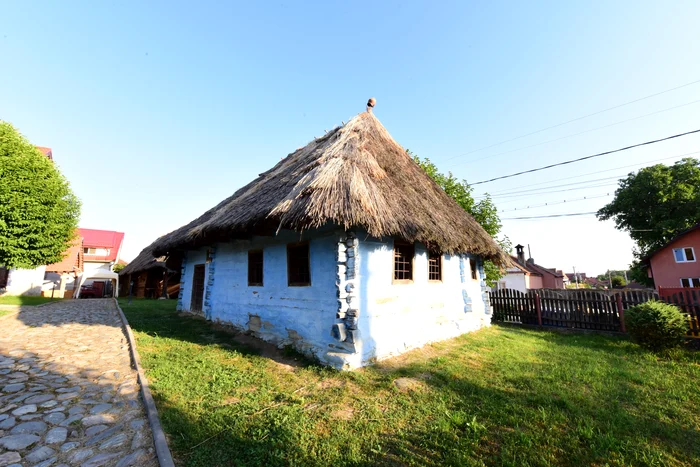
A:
[{"xmin": 113, "ymin": 298, "xmax": 176, "ymax": 467}]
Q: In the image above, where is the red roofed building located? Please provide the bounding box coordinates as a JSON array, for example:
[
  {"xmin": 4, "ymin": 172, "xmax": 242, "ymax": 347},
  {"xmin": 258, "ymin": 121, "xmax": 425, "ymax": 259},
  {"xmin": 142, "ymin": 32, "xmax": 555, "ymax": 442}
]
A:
[
  {"xmin": 79, "ymin": 228, "xmax": 125, "ymax": 274},
  {"xmin": 36, "ymin": 146, "xmax": 53, "ymax": 160}
]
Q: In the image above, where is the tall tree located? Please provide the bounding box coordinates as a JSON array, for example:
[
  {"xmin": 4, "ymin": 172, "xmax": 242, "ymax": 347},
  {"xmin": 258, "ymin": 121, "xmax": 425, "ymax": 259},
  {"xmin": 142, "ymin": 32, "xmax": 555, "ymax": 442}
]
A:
[
  {"xmin": 0, "ymin": 122, "xmax": 81, "ymax": 269},
  {"xmin": 597, "ymin": 158, "xmax": 700, "ymax": 286},
  {"xmin": 411, "ymin": 152, "xmax": 510, "ymax": 286}
]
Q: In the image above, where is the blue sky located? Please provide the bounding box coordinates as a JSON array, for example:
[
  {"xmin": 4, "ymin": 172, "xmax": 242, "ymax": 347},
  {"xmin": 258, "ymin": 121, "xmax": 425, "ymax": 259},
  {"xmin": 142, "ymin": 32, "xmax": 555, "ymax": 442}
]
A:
[{"xmin": 2, "ymin": 1, "xmax": 699, "ymax": 275}]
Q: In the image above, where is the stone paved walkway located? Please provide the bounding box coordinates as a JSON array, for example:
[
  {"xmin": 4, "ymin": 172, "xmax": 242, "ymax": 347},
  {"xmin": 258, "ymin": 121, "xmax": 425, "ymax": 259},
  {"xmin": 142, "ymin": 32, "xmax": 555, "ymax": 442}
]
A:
[{"xmin": 0, "ymin": 299, "xmax": 157, "ymax": 467}]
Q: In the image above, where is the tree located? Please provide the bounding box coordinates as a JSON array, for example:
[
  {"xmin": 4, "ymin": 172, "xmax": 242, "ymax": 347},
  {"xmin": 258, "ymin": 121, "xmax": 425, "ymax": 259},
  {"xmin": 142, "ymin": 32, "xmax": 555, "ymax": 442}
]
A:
[
  {"xmin": 611, "ymin": 275, "xmax": 626, "ymax": 288},
  {"xmin": 112, "ymin": 263, "xmax": 126, "ymax": 274},
  {"xmin": 597, "ymin": 158, "xmax": 700, "ymax": 288},
  {"xmin": 597, "ymin": 158, "xmax": 700, "ymax": 253},
  {"xmin": 0, "ymin": 122, "xmax": 81, "ymax": 269},
  {"xmin": 411, "ymin": 152, "xmax": 509, "ymax": 286}
]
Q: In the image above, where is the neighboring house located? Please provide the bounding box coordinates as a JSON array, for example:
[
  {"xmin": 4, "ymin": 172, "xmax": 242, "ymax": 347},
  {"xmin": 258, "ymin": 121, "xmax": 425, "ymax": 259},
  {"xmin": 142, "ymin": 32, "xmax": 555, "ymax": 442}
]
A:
[
  {"xmin": 44, "ymin": 237, "xmax": 84, "ymax": 298},
  {"xmin": 644, "ymin": 223, "xmax": 700, "ymax": 290},
  {"xmin": 149, "ymin": 107, "xmax": 508, "ymax": 369},
  {"xmin": 496, "ymin": 244, "xmax": 564, "ymax": 291},
  {"xmin": 118, "ymin": 245, "xmax": 181, "ymax": 298},
  {"xmin": 79, "ymin": 228, "xmax": 125, "ymax": 274}
]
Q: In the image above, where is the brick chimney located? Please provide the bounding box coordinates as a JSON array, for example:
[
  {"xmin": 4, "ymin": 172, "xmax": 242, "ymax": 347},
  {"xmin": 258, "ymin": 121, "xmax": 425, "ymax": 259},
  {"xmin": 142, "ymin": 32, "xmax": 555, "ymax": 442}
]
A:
[{"xmin": 515, "ymin": 244, "xmax": 525, "ymax": 265}]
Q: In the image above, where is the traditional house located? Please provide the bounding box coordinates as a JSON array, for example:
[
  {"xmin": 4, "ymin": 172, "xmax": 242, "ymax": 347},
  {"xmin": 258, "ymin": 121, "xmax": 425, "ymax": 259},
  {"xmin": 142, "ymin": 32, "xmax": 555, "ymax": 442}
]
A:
[
  {"xmin": 118, "ymin": 245, "xmax": 181, "ymax": 298},
  {"xmin": 644, "ymin": 223, "xmax": 700, "ymax": 290},
  {"xmin": 496, "ymin": 244, "xmax": 564, "ymax": 291},
  {"xmin": 151, "ymin": 105, "xmax": 508, "ymax": 369}
]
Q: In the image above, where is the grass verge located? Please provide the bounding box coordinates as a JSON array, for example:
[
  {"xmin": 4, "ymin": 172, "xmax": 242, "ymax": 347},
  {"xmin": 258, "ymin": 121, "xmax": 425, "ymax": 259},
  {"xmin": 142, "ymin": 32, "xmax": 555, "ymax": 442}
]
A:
[
  {"xmin": 0, "ymin": 295, "xmax": 58, "ymax": 306},
  {"xmin": 119, "ymin": 298, "xmax": 700, "ymax": 467}
]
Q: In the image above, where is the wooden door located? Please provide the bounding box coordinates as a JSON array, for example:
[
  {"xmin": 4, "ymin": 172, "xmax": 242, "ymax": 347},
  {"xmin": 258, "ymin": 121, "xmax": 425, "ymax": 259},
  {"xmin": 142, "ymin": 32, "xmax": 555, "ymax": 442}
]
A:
[{"xmin": 191, "ymin": 264, "xmax": 205, "ymax": 312}]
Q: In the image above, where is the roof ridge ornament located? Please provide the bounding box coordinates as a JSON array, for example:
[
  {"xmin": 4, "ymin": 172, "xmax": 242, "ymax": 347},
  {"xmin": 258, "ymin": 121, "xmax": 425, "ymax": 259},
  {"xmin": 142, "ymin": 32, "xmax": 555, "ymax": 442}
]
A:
[{"xmin": 366, "ymin": 97, "xmax": 376, "ymax": 113}]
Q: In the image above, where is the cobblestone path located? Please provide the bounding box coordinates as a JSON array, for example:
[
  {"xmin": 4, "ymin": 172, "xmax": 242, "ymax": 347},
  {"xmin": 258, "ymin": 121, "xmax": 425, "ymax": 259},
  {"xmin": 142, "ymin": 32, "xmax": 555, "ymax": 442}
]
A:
[{"xmin": 0, "ymin": 299, "xmax": 157, "ymax": 467}]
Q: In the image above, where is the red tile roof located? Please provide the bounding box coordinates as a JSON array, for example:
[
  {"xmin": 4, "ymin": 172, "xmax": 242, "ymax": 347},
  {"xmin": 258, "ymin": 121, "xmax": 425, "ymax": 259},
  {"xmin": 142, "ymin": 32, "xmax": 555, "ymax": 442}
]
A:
[
  {"xmin": 36, "ymin": 146, "xmax": 53, "ymax": 160},
  {"xmin": 79, "ymin": 228, "xmax": 124, "ymax": 262},
  {"xmin": 46, "ymin": 237, "xmax": 83, "ymax": 273}
]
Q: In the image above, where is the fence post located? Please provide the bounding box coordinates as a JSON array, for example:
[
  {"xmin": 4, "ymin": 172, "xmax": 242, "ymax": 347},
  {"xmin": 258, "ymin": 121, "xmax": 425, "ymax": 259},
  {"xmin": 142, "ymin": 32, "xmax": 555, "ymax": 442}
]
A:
[
  {"xmin": 616, "ymin": 294, "xmax": 626, "ymax": 333},
  {"xmin": 535, "ymin": 292, "xmax": 543, "ymax": 327}
]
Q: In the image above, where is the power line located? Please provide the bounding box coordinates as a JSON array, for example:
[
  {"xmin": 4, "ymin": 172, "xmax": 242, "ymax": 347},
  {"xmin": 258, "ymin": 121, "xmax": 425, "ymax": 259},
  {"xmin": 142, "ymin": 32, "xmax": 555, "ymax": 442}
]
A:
[
  {"xmin": 502, "ymin": 212, "xmax": 598, "ymax": 220},
  {"xmin": 475, "ymin": 151, "xmax": 700, "ymax": 198},
  {"xmin": 499, "ymin": 193, "xmax": 612, "ymax": 212},
  {"xmin": 493, "ymin": 182, "xmax": 618, "ymax": 202},
  {"xmin": 458, "ymin": 98, "xmax": 700, "ymax": 166},
  {"xmin": 445, "ymin": 78, "xmax": 700, "ymax": 161},
  {"xmin": 471, "ymin": 128, "xmax": 700, "ymax": 185},
  {"xmin": 484, "ymin": 175, "xmax": 622, "ymax": 198}
]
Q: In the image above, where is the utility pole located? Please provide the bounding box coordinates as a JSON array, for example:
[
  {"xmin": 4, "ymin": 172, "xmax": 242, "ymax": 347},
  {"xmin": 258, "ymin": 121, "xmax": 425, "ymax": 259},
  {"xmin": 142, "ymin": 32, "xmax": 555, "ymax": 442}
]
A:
[{"xmin": 573, "ymin": 266, "xmax": 579, "ymax": 289}]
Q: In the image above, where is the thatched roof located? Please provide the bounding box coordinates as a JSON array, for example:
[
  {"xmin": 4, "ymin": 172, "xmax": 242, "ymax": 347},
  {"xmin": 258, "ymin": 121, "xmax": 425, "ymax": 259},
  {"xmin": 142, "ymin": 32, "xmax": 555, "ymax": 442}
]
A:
[
  {"xmin": 152, "ymin": 110, "xmax": 508, "ymax": 265},
  {"xmin": 119, "ymin": 244, "xmax": 170, "ymax": 276}
]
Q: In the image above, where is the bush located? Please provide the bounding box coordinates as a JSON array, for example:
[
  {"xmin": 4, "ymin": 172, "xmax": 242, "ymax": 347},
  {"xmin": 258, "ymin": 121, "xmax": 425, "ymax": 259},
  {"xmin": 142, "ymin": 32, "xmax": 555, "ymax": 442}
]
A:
[{"xmin": 625, "ymin": 301, "xmax": 688, "ymax": 350}]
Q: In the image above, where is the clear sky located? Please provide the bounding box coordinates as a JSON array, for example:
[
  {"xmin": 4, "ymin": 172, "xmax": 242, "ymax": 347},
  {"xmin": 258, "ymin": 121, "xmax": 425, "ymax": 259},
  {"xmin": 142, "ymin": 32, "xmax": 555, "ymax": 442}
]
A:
[{"xmin": 2, "ymin": 1, "xmax": 699, "ymax": 276}]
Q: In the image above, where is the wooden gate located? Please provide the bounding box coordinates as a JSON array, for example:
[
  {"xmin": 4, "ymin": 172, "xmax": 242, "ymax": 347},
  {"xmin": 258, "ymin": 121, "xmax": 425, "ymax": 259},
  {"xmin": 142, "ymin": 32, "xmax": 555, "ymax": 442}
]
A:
[{"xmin": 190, "ymin": 264, "xmax": 205, "ymax": 312}]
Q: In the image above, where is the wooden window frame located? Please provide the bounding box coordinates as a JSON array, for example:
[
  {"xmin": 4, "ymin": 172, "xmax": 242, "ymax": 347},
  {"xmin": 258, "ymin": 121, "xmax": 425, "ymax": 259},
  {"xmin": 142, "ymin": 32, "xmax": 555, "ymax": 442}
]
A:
[
  {"xmin": 393, "ymin": 240, "xmax": 414, "ymax": 283},
  {"xmin": 247, "ymin": 249, "xmax": 264, "ymax": 286},
  {"xmin": 287, "ymin": 242, "xmax": 311, "ymax": 287},
  {"xmin": 428, "ymin": 251, "xmax": 442, "ymax": 282},
  {"xmin": 673, "ymin": 247, "xmax": 696, "ymax": 263},
  {"xmin": 470, "ymin": 258, "xmax": 478, "ymax": 281},
  {"xmin": 680, "ymin": 277, "xmax": 700, "ymax": 288}
]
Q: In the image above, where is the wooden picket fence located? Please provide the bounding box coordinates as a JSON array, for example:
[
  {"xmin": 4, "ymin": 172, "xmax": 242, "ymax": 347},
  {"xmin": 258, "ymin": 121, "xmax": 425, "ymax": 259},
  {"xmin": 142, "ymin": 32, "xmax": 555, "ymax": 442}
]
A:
[{"xmin": 490, "ymin": 288, "xmax": 700, "ymax": 338}]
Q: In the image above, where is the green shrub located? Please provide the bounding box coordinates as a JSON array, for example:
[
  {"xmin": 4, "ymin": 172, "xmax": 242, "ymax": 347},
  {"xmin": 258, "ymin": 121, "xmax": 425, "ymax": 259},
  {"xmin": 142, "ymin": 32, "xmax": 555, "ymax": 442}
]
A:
[{"xmin": 625, "ymin": 301, "xmax": 688, "ymax": 350}]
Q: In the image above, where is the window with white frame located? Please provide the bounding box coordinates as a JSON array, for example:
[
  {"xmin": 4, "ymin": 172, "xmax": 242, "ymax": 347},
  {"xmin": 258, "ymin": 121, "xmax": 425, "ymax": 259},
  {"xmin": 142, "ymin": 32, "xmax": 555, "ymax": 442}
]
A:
[
  {"xmin": 680, "ymin": 277, "xmax": 700, "ymax": 288},
  {"xmin": 673, "ymin": 247, "xmax": 695, "ymax": 263}
]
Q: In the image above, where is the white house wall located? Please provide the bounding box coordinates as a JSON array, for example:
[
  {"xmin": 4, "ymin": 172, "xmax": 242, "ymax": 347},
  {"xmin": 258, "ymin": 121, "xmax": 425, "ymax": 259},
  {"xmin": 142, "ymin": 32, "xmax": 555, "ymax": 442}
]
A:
[
  {"xmin": 355, "ymin": 236, "xmax": 490, "ymax": 366},
  {"xmin": 3, "ymin": 266, "xmax": 46, "ymax": 296},
  {"xmin": 503, "ymin": 271, "xmax": 528, "ymax": 293}
]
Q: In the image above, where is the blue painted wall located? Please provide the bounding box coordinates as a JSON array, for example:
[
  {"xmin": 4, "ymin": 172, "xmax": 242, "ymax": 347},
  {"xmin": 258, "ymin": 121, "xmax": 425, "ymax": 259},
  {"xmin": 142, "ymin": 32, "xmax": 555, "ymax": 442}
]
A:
[
  {"xmin": 180, "ymin": 229, "xmax": 340, "ymax": 360},
  {"xmin": 178, "ymin": 227, "xmax": 491, "ymax": 369}
]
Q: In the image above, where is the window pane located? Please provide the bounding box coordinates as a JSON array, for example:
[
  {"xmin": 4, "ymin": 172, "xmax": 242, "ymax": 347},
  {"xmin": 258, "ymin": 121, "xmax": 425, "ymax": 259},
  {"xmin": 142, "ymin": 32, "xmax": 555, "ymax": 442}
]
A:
[
  {"xmin": 248, "ymin": 250, "xmax": 264, "ymax": 286},
  {"xmin": 692, "ymin": 278, "xmax": 700, "ymax": 288},
  {"xmin": 428, "ymin": 252, "xmax": 442, "ymax": 281},
  {"xmin": 393, "ymin": 241, "xmax": 414, "ymax": 281},
  {"xmin": 470, "ymin": 258, "xmax": 478, "ymax": 280},
  {"xmin": 681, "ymin": 278, "xmax": 690, "ymax": 288},
  {"xmin": 287, "ymin": 243, "xmax": 310, "ymax": 286},
  {"xmin": 674, "ymin": 249, "xmax": 685, "ymax": 262},
  {"xmin": 685, "ymin": 248, "xmax": 695, "ymax": 261}
]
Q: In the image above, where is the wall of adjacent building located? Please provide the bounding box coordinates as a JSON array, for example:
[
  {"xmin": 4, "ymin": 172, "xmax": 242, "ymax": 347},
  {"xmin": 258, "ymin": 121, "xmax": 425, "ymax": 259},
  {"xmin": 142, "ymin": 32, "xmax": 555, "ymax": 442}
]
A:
[
  {"xmin": 2, "ymin": 266, "xmax": 46, "ymax": 296},
  {"xmin": 355, "ymin": 236, "xmax": 489, "ymax": 366},
  {"xmin": 650, "ymin": 229, "xmax": 700, "ymax": 289}
]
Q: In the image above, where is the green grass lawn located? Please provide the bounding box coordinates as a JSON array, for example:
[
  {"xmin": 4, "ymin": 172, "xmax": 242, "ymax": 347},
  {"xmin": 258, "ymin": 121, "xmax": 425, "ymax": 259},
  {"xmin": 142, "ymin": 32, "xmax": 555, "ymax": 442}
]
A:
[
  {"xmin": 119, "ymin": 299, "xmax": 700, "ymax": 467},
  {"xmin": 0, "ymin": 295, "xmax": 58, "ymax": 306}
]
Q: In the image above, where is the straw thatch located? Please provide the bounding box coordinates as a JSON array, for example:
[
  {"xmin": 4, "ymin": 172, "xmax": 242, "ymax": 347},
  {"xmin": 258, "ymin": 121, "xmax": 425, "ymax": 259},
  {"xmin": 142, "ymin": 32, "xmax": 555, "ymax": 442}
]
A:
[
  {"xmin": 119, "ymin": 244, "xmax": 171, "ymax": 276},
  {"xmin": 152, "ymin": 111, "xmax": 508, "ymax": 265}
]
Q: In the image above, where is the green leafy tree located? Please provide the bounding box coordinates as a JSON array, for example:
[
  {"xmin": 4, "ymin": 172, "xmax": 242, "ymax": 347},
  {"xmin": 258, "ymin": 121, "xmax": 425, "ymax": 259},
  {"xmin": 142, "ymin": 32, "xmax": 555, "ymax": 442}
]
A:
[
  {"xmin": 112, "ymin": 263, "xmax": 126, "ymax": 274},
  {"xmin": 598, "ymin": 158, "xmax": 700, "ymax": 253},
  {"xmin": 597, "ymin": 158, "xmax": 700, "ymax": 288},
  {"xmin": 0, "ymin": 122, "xmax": 81, "ymax": 269},
  {"xmin": 610, "ymin": 275, "xmax": 626, "ymax": 288},
  {"xmin": 411, "ymin": 152, "xmax": 509, "ymax": 286}
]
